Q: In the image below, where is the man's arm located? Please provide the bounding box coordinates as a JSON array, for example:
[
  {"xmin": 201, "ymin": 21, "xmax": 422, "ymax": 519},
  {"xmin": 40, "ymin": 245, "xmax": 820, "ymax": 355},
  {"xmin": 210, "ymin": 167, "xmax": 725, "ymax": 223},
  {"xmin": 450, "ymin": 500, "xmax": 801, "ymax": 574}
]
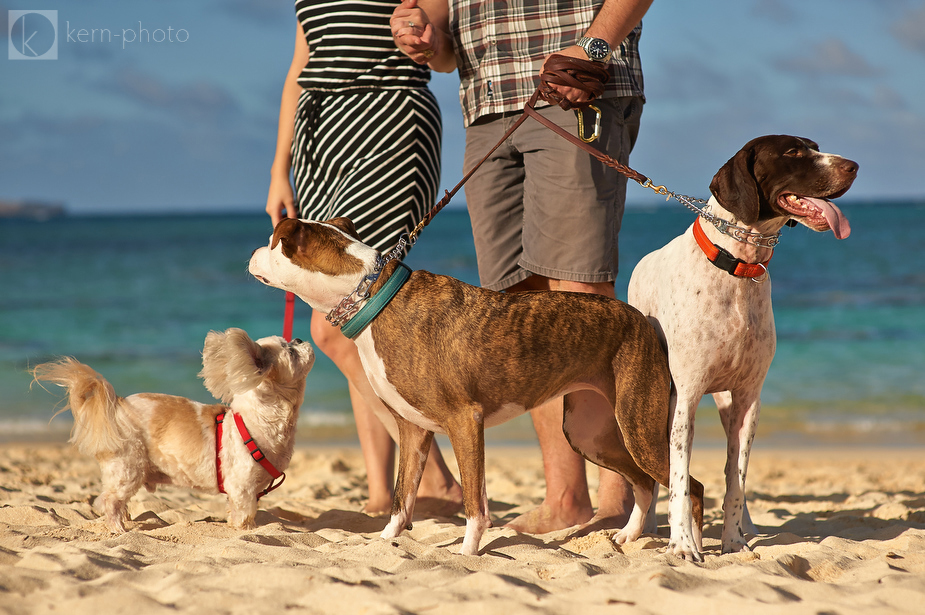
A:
[
  {"xmin": 390, "ymin": 0, "xmax": 456, "ymax": 73},
  {"xmin": 544, "ymin": 0, "xmax": 653, "ymax": 105}
]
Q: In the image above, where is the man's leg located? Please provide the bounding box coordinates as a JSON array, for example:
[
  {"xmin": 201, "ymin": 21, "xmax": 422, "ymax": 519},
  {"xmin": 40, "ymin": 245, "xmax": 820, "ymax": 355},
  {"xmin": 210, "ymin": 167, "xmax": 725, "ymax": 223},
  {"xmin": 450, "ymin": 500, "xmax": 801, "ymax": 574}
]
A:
[{"xmin": 504, "ymin": 278, "xmax": 633, "ymax": 534}]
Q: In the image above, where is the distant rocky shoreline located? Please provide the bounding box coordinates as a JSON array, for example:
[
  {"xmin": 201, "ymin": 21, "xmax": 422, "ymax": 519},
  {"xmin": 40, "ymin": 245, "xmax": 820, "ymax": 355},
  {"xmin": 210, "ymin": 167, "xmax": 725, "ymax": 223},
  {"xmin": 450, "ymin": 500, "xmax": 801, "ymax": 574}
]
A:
[{"xmin": 0, "ymin": 200, "xmax": 66, "ymax": 221}]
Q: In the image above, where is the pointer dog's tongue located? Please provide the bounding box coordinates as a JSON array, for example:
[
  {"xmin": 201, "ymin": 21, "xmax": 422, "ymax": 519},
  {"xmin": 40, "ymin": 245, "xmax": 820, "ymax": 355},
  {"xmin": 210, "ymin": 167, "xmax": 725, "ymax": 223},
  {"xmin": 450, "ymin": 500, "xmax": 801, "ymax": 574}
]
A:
[
  {"xmin": 781, "ymin": 194, "xmax": 852, "ymax": 239},
  {"xmin": 808, "ymin": 197, "xmax": 851, "ymax": 239}
]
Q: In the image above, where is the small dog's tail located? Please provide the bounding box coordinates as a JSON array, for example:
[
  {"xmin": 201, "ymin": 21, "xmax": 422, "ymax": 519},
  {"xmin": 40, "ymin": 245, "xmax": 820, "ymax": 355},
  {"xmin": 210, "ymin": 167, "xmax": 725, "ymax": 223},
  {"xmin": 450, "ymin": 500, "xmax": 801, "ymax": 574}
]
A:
[{"xmin": 32, "ymin": 358, "xmax": 129, "ymax": 457}]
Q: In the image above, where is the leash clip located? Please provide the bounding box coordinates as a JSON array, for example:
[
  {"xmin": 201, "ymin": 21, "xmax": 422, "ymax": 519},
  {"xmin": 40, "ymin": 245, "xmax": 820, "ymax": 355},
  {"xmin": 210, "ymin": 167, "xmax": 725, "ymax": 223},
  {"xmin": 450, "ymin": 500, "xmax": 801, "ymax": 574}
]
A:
[{"xmin": 577, "ymin": 104, "xmax": 601, "ymax": 143}]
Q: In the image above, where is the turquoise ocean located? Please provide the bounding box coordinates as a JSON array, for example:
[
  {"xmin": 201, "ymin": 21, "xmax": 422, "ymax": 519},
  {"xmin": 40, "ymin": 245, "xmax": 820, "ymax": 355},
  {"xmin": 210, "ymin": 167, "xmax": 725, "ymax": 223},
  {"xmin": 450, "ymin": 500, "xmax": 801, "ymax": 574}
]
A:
[{"xmin": 2, "ymin": 202, "xmax": 924, "ymax": 447}]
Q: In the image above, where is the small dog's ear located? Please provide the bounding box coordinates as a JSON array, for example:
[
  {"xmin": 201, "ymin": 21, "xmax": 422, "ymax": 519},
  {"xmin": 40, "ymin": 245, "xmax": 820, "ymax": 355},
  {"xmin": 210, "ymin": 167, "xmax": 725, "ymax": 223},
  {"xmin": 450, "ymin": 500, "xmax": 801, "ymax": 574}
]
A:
[
  {"xmin": 221, "ymin": 328, "xmax": 268, "ymax": 398},
  {"xmin": 326, "ymin": 217, "xmax": 361, "ymax": 240},
  {"xmin": 200, "ymin": 330, "xmax": 234, "ymax": 402},
  {"xmin": 710, "ymin": 146, "xmax": 760, "ymax": 225}
]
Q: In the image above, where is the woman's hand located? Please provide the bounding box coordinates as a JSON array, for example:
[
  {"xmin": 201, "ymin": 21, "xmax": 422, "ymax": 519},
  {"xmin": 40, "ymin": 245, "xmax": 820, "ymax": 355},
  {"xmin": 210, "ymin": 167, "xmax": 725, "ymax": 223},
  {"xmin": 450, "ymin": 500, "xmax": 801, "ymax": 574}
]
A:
[
  {"xmin": 266, "ymin": 172, "xmax": 297, "ymax": 228},
  {"xmin": 390, "ymin": 0, "xmax": 445, "ymax": 66}
]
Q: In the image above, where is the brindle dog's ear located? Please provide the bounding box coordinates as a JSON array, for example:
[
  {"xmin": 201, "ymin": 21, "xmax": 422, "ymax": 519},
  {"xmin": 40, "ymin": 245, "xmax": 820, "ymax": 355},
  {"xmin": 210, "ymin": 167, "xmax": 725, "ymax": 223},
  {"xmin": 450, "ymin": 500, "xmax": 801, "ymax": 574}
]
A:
[
  {"xmin": 326, "ymin": 217, "xmax": 361, "ymax": 240},
  {"xmin": 709, "ymin": 146, "xmax": 761, "ymax": 225},
  {"xmin": 271, "ymin": 218, "xmax": 304, "ymax": 258}
]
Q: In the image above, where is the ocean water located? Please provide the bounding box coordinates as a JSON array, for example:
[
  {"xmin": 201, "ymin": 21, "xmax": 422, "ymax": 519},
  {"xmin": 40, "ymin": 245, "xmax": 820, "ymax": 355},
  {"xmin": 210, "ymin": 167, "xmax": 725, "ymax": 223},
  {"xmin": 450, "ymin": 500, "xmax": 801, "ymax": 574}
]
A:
[{"xmin": 2, "ymin": 203, "xmax": 924, "ymax": 446}]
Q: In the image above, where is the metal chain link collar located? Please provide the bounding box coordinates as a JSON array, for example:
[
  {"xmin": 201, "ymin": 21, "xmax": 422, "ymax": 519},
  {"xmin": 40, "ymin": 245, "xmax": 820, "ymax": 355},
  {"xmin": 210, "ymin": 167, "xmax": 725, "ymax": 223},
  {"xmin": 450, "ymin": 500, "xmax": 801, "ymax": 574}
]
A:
[{"xmin": 325, "ymin": 235, "xmax": 410, "ymax": 328}]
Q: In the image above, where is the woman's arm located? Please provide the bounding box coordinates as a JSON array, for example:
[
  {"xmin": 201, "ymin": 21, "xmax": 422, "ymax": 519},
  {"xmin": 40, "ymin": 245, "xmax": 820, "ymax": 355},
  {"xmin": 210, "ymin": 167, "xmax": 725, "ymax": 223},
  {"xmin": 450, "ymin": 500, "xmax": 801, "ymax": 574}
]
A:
[{"xmin": 266, "ymin": 23, "xmax": 310, "ymax": 227}]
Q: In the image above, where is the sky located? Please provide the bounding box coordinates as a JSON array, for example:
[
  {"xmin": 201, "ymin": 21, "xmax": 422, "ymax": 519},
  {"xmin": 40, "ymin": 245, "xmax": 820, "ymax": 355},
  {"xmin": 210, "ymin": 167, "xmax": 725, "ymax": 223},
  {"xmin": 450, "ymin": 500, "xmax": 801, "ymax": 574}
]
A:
[{"xmin": 1, "ymin": 0, "xmax": 924, "ymax": 215}]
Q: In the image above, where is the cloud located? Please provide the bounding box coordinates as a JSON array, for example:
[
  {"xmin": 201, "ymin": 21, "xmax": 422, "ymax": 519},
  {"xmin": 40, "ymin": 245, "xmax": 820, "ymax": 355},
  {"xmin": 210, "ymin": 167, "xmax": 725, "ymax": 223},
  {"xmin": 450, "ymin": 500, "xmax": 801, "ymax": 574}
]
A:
[
  {"xmin": 751, "ymin": 0, "xmax": 798, "ymax": 24},
  {"xmin": 0, "ymin": 110, "xmax": 277, "ymax": 210},
  {"xmin": 775, "ymin": 38, "xmax": 880, "ymax": 78},
  {"xmin": 99, "ymin": 67, "xmax": 240, "ymax": 121},
  {"xmin": 892, "ymin": 4, "xmax": 925, "ymax": 54}
]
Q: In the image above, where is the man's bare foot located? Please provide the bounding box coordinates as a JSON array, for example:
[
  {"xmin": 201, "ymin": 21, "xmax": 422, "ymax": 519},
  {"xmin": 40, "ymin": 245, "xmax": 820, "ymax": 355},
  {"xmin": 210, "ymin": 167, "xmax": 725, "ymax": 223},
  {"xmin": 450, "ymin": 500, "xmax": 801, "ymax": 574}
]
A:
[
  {"xmin": 415, "ymin": 495, "xmax": 463, "ymax": 517},
  {"xmin": 363, "ymin": 476, "xmax": 463, "ymax": 517},
  {"xmin": 362, "ymin": 494, "xmax": 393, "ymax": 516},
  {"xmin": 504, "ymin": 499, "xmax": 594, "ymax": 534},
  {"xmin": 568, "ymin": 511, "xmax": 632, "ymax": 538},
  {"xmin": 415, "ymin": 478, "xmax": 463, "ymax": 517}
]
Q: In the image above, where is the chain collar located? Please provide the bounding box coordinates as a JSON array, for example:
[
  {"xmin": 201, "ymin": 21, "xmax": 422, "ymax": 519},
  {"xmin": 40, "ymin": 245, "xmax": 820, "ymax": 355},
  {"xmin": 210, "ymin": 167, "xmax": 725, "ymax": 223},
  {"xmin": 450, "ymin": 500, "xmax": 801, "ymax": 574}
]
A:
[
  {"xmin": 326, "ymin": 235, "xmax": 410, "ymax": 328},
  {"xmin": 674, "ymin": 193, "xmax": 780, "ymax": 249},
  {"xmin": 640, "ymin": 180, "xmax": 781, "ymax": 249}
]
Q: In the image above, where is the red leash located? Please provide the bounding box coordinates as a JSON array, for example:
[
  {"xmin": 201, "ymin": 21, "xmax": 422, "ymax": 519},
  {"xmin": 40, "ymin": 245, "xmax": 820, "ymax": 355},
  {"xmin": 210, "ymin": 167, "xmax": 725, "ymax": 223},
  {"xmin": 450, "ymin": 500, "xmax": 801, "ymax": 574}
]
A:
[{"xmin": 282, "ymin": 292, "xmax": 295, "ymax": 342}]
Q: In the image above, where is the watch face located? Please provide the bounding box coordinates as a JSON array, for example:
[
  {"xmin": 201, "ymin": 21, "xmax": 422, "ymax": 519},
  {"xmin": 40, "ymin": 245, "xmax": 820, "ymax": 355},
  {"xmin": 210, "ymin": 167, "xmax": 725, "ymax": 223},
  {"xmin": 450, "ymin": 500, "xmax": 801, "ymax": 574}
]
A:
[{"xmin": 588, "ymin": 39, "xmax": 610, "ymax": 60}]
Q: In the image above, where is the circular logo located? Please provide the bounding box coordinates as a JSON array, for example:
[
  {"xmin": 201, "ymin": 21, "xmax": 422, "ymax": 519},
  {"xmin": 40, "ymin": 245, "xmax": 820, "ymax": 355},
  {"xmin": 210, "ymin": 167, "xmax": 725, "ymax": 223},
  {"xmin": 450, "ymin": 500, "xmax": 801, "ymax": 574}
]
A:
[{"xmin": 11, "ymin": 12, "xmax": 57, "ymax": 58}]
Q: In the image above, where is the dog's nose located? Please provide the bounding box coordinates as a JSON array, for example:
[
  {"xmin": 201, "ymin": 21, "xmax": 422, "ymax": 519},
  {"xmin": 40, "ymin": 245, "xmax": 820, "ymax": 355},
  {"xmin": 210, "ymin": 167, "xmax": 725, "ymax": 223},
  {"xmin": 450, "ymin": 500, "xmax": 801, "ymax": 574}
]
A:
[
  {"xmin": 839, "ymin": 158, "xmax": 859, "ymax": 176},
  {"xmin": 292, "ymin": 338, "xmax": 303, "ymax": 344}
]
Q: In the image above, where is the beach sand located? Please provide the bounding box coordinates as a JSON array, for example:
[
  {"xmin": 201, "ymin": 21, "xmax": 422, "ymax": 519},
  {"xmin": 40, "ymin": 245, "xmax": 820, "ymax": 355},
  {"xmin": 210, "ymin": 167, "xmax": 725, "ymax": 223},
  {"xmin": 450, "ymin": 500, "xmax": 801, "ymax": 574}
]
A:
[{"xmin": 1, "ymin": 442, "xmax": 923, "ymax": 614}]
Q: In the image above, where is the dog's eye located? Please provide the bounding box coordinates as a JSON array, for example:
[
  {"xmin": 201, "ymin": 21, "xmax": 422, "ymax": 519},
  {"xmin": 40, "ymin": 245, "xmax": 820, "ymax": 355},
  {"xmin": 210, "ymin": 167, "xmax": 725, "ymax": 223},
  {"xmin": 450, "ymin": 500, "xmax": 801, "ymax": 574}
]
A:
[{"xmin": 784, "ymin": 148, "xmax": 804, "ymax": 158}]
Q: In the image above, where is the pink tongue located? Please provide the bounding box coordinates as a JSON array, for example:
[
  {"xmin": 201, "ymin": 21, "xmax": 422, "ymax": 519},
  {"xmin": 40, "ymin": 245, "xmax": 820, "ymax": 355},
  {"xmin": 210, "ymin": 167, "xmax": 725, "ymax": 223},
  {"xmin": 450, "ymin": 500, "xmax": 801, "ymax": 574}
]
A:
[{"xmin": 806, "ymin": 197, "xmax": 851, "ymax": 239}]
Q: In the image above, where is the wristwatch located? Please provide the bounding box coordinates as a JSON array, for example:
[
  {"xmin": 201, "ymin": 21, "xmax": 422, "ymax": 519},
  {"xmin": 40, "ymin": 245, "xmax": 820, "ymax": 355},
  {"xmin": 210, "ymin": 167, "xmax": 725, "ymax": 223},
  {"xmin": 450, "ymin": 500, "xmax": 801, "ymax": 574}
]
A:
[{"xmin": 577, "ymin": 36, "xmax": 612, "ymax": 62}]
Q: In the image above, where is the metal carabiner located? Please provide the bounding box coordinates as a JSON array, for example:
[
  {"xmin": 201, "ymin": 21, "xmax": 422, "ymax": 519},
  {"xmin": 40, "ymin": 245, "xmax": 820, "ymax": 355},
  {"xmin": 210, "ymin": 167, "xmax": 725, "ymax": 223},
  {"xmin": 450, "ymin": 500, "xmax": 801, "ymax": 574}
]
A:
[{"xmin": 577, "ymin": 104, "xmax": 601, "ymax": 143}]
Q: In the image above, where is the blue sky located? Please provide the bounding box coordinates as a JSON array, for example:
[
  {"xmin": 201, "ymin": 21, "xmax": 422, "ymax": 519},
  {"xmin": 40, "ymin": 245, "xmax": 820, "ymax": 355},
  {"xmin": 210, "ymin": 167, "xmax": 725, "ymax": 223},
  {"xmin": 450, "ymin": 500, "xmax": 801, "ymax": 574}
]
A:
[{"xmin": 2, "ymin": 0, "xmax": 924, "ymax": 214}]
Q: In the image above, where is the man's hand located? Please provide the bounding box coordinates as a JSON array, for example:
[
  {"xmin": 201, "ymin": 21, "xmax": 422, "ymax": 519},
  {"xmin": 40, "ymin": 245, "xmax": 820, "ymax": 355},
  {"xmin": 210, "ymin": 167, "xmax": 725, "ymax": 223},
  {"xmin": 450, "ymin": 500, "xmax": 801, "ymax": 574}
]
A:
[{"xmin": 541, "ymin": 46, "xmax": 598, "ymax": 108}]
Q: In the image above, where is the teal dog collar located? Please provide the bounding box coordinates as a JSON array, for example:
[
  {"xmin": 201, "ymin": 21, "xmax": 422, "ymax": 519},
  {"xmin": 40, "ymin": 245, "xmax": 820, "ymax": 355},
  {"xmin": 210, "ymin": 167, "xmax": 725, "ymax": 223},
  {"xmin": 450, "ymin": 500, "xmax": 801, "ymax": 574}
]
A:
[{"xmin": 339, "ymin": 262, "xmax": 412, "ymax": 340}]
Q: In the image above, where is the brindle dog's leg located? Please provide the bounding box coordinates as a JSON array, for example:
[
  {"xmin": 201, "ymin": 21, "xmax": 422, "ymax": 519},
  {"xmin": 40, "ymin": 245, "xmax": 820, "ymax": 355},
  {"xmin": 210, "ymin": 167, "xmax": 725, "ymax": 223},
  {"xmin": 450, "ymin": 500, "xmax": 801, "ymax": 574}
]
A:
[{"xmin": 381, "ymin": 414, "xmax": 433, "ymax": 540}]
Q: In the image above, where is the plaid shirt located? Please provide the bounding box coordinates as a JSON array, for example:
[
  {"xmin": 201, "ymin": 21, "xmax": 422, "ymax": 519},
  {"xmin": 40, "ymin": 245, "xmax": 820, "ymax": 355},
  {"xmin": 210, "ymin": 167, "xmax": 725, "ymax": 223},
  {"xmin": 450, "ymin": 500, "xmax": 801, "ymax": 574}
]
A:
[{"xmin": 449, "ymin": 0, "xmax": 644, "ymax": 126}]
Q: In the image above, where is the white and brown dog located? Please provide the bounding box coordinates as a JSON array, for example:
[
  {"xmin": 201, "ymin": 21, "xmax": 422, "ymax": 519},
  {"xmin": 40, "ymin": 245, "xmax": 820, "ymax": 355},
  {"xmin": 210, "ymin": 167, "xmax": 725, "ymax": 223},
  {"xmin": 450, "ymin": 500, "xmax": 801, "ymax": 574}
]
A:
[
  {"xmin": 249, "ymin": 217, "xmax": 705, "ymax": 555},
  {"xmin": 628, "ymin": 135, "xmax": 858, "ymax": 561},
  {"xmin": 32, "ymin": 328, "xmax": 314, "ymax": 532}
]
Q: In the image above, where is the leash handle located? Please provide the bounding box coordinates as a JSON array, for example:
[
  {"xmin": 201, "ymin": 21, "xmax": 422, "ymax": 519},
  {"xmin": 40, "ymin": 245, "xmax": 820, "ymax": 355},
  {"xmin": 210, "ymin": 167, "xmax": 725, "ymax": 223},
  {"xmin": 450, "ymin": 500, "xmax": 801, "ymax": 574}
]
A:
[{"xmin": 283, "ymin": 291, "xmax": 295, "ymax": 342}]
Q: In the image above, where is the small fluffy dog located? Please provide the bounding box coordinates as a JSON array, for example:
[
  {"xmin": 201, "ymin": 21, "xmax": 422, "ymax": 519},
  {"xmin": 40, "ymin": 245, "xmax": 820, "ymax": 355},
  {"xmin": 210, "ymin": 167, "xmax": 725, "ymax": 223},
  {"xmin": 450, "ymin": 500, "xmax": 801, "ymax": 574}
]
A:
[{"xmin": 32, "ymin": 328, "xmax": 314, "ymax": 532}]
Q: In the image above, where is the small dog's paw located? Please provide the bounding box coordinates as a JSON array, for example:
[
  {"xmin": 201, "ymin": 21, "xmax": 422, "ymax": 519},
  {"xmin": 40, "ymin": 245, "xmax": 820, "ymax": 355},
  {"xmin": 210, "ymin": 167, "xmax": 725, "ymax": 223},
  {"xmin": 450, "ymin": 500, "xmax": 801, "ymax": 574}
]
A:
[
  {"xmin": 228, "ymin": 517, "xmax": 257, "ymax": 530},
  {"xmin": 104, "ymin": 517, "xmax": 127, "ymax": 534}
]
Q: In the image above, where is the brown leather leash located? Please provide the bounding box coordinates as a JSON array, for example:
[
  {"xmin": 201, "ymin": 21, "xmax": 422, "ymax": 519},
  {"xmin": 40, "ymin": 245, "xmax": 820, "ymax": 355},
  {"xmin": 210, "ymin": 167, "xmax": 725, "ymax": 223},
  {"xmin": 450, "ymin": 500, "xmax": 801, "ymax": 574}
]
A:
[{"xmin": 405, "ymin": 54, "xmax": 660, "ymax": 247}]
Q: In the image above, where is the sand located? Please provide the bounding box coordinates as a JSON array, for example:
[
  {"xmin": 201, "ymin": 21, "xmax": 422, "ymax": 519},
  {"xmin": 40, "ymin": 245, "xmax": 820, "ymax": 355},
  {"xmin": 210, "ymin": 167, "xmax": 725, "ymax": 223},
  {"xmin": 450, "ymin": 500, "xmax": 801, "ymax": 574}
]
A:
[{"xmin": 1, "ymin": 442, "xmax": 923, "ymax": 614}]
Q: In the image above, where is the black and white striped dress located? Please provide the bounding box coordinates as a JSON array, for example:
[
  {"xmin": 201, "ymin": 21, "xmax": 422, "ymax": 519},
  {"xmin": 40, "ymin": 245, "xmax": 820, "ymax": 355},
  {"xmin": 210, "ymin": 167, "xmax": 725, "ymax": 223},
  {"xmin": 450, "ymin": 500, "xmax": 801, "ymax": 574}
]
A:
[{"xmin": 292, "ymin": 0, "xmax": 442, "ymax": 254}]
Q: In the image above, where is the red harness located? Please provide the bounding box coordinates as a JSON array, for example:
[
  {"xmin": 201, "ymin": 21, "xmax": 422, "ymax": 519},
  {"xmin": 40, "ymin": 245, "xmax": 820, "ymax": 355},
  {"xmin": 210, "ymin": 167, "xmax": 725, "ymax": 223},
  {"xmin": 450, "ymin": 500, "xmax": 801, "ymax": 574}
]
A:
[
  {"xmin": 693, "ymin": 217, "xmax": 772, "ymax": 279},
  {"xmin": 215, "ymin": 411, "xmax": 285, "ymax": 499}
]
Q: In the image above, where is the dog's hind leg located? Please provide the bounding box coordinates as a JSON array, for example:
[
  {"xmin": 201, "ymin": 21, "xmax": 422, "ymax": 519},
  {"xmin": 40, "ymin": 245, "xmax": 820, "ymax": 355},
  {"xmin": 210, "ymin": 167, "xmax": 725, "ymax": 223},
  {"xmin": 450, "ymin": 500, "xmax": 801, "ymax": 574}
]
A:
[
  {"xmin": 381, "ymin": 414, "xmax": 433, "ymax": 541},
  {"xmin": 561, "ymin": 391, "xmax": 657, "ymax": 545},
  {"xmin": 95, "ymin": 453, "xmax": 146, "ymax": 533}
]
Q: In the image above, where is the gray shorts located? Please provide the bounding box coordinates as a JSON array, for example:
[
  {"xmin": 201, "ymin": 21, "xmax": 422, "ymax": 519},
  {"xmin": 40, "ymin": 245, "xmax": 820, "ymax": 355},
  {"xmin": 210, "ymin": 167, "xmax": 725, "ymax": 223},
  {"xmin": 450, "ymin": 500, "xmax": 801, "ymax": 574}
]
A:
[{"xmin": 463, "ymin": 96, "xmax": 643, "ymax": 291}]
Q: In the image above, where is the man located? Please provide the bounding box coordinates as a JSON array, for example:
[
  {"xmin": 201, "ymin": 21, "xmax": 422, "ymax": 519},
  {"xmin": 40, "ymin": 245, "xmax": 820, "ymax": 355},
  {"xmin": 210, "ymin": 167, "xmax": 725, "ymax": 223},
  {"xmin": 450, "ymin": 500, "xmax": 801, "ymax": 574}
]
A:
[{"xmin": 392, "ymin": 0, "xmax": 652, "ymax": 533}]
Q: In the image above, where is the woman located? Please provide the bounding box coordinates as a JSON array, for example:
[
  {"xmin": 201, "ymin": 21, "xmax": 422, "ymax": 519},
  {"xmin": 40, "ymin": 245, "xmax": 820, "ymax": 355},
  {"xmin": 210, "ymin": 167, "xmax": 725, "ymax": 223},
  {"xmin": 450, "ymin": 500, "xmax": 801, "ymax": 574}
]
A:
[{"xmin": 266, "ymin": 0, "xmax": 461, "ymax": 514}]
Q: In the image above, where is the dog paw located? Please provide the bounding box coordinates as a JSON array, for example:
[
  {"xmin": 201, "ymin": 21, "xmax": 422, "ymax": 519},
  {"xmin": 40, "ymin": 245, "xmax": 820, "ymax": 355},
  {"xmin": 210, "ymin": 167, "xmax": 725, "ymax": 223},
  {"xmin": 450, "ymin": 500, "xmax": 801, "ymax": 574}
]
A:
[
  {"xmin": 721, "ymin": 538, "xmax": 751, "ymax": 555},
  {"xmin": 668, "ymin": 537, "xmax": 704, "ymax": 563},
  {"xmin": 612, "ymin": 527, "xmax": 642, "ymax": 546}
]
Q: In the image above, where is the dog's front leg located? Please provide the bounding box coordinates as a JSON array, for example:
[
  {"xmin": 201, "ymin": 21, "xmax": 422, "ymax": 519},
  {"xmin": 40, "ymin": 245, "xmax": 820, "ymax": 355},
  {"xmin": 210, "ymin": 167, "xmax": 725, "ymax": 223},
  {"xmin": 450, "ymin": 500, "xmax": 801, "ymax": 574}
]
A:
[
  {"xmin": 380, "ymin": 416, "xmax": 433, "ymax": 541},
  {"xmin": 667, "ymin": 387, "xmax": 703, "ymax": 562},
  {"xmin": 226, "ymin": 486, "xmax": 259, "ymax": 530},
  {"xmin": 716, "ymin": 390, "xmax": 761, "ymax": 554}
]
